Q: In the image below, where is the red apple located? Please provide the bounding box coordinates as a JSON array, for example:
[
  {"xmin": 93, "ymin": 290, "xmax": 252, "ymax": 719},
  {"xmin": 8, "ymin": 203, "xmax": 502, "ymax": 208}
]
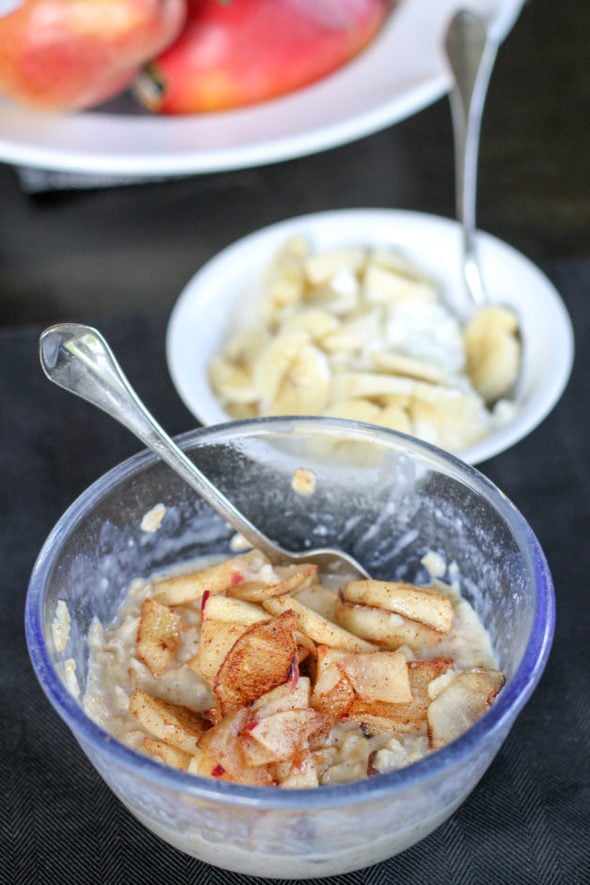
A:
[
  {"xmin": 134, "ymin": 0, "xmax": 392, "ymax": 115},
  {"xmin": 0, "ymin": 0, "xmax": 187, "ymax": 111}
]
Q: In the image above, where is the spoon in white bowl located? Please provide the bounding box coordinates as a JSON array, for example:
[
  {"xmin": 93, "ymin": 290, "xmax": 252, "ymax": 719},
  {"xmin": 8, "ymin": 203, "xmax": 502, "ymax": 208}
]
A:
[
  {"xmin": 39, "ymin": 323, "xmax": 369, "ymax": 580},
  {"xmin": 445, "ymin": 9, "xmax": 498, "ymax": 309}
]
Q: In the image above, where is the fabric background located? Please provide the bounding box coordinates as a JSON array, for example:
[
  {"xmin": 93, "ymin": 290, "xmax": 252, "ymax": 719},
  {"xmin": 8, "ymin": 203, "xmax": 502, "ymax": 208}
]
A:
[{"xmin": 1, "ymin": 258, "xmax": 589, "ymax": 884}]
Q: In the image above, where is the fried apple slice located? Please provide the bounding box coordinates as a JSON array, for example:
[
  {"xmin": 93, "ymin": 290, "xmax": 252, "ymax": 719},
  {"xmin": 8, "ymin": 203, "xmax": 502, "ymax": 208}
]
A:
[
  {"xmin": 214, "ymin": 611, "xmax": 299, "ymax": 716},
  {"xmin": 251, "ymin": 676, "xmax": 311, "ymax": 719},
  {"xmin": 152, "ymin": 550, "xmax": 268, "ymax": 605},
  {"xmin": 334, "ymin": 599, "xmax": 444, "ymax": 651},
  {"xmin": 222, "ymin": 580, "xmax": 269, "ymax": 602},
  {"xmin": 193, "ymin": 707, "xmax": 274, "ymax": 786},
  {"xmin": 310, "ymin": 646, "xmax": 355, "ymax": 719},
  {"xmin": 263, "ymin": 595, "xmax": 376, "ymax": 653},
  {"xmin": 344, "ymin": 658, "xmax": 453, "ymax": 736},
  {"xmin": 296, "ymin": 630, "xmax": 317, "ymax": 663},
  {"xmin": 130, "ymin": 689, "xmax": 206, "ymax": 754},
  {"xmin": 144, "ymin": 737, "xmax": 192, "ymax": 770},
  {"xmin": 189, "ymin": 749, "xmax": 274, "ymax": 786},
  {"xmin": 188, "ymin": 618, "xmax": 247, "ymax": 684},
  {"xmin": 277, "ymin": 755, "xmax": 320, "ymax": 788},
  {"xmin": 427, "ymin": 669, "xmax": 505, "ymax": 749},
  {"xmin": 293, "ymin": 582, "xmax": 339, "ymax": 621},
  {"xmin": 342, "ymin": 580, "xmax": 453, "ymax": 633},
  {"xmin": 202, "ymin": 592, "xmax": 268, "ymax": 626},
  {"xmin": 339, "ymin": 651, "xmax": 412, "ymax": 704},
  {"xmin": 310, "ymin": 747, "xmax": 338, "ymax": 778},
  {"xmin": 242, "ymin": 709, "xmax": 330, "ymax": 766},
  {"xmin": 227, "ymin": 563, "xmax": 318, "ymax": 603},
  {"xmin": 136, "ymin": 597, "xmax": 185, "ymax": 677}
]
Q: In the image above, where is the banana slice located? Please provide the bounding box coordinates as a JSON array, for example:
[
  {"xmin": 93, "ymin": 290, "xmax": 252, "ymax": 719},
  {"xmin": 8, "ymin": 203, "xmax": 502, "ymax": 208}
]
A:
[
  {"xmin": 209, "ymin": 354, "xmax": 258, "ymax": 404},
  {"xmin": 368, "ymin": 246, "xmax": 437, "ymax": 283},
  {"xmin": 303, "ymin": 247, "xmax": 367, "ymax": 287},
  {"xmin": 409, "ymin": 389, "xmax": 487, "ymax": 451},
  {"xmin": 259, "ymin": 238, "xmax": 309, "ymax": 326},
  {"xmin": 464, "ymin": 306, "xmax": 520, "ymax": 404},
  {"xmin": 224, "ymin": 328, "xmax": 269, "ymax": 365},
  {"xmin": 254, "ymin": 329, "xmax": 331, "ymax": 416},
  {"xmin": 209, "ymin": 329, "xmax": 268, "ymax": 404},
  {"xmin": 305, "ymin": 278, "xmax": 360, "ymax": 317},
  {"xmin": 378, "ymin": 401, "xmax": 412, "ymax": 434},
  {"xmin": 330, "ymin": 371, "xmax": 417, "ymax": 402},
  {"xmin": 225, "ymin": 402, "xmax": 259, "ymax": 419},
  {"xmin": 321, "ymin": 309, "xmax": 382, "ymax": 354},
  {"xmin": 363, "ymin": 262, "xmax": 438, "ymax": 304},
  {"xmin": 280, "ymin": 308, "xmax": 340, "ymax": 342},
  {"xmin": 253, "ymin": 328, "xmax": 310, "ymax": 407},
  {"xmin": 323, "ymin": 397, "xmax": 382, "ymax": 424},
  {"xmin": 370, "ymin": 351, "xmax": 449, "ymax": 384}
]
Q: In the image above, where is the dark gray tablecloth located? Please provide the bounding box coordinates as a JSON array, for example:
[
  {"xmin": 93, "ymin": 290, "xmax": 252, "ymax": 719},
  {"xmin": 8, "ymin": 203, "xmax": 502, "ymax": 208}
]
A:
[{"xmin": 2, "ymin": 259, "xmax": 589, "ymax": 884}]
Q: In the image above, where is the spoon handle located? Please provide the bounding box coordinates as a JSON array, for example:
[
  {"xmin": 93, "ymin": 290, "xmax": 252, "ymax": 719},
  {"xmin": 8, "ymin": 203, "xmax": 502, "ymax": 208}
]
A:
[
  {"xmin": 445, "ymin": 10, "xmax": 498, "ymax": 307},
  {"xmin": 39, "ymin": 323, "xmax": 283, "ymax": 562}
]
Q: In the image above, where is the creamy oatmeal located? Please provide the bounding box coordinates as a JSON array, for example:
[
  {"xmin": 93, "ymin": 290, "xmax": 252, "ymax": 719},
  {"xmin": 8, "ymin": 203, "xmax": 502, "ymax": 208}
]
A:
[{"xmin": 83, "ymin": 547, "xmax": 503, "ymax": 788}]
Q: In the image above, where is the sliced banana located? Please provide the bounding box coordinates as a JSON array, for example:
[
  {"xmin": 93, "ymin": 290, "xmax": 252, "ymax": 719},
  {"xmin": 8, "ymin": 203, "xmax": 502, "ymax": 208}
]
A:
[
  {"xmin": 209, "ymin": 355, "xmax": 258, "ymax": 404},
  {"xmin": 253, "ymin": 328, "xmax": 310, "ymax": 408},
  {"xmin": 209, "ymin": 328, "xmax": 268, "ymax": 404},
  {"xmin": 323, "ymin": 397, "xmax": 382, "ymax": 424},
  {"xmin": 303, "ymin": 247, "xmax": 366, "ymax": 287},
  {"xmin": 280, "ymin": 308, "xmax": 340, "ymax": 342},
  {"xmin": 330, "ymin": 371, "xmax": 417, "ymax": 402},
  {"xmin": 370, "ymin": 351, "xmax": 449, "ymax": 385},
  {"xmin": 223, "ymin": 328, "xmax": 269, "ymax": 365},
  {"xmin": 321, "ymin": 309, "xmax": 382, "ymax": 354},
  {"xmin": 409, "ymin": 389, "xmax": 487, "ymax": 451},
  {"xmin": 378, "ymin": 402, "xmax": 412, "ymax": 434},
  {"xmin": 225, "ymin": 402, "xmax": 258, "ymax": 419},
  {"xmin": 368, "ymin": 246, "xmax": 436, "ymax": 283},
  {"xmin": 363, "ymin": 262, "xmax": 438, "ymax": 304},
  {"xmin": 259, "ymin": 238, "xmax": 309, "ymax": 327},
  {"xmin": 305, "ymin": 277, "xmax": 360, "ymax": 317},
  {"xmin": 464, "ymin": 306, "xmax": 521, "ymax": 404},
  {"xmin": 255, "ymin": 329, "xmax": 331, "ymax": 416}
]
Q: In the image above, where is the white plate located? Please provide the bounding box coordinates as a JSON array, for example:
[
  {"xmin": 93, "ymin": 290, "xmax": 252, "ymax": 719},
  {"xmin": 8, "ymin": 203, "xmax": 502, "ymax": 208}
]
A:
[
  {"xmin": 0, "ymin": 0, "xmax": 523, "ymax": 176},
  {"xmin": 166, "ymin": 209, "xmax": 574, "ymax": 465}
]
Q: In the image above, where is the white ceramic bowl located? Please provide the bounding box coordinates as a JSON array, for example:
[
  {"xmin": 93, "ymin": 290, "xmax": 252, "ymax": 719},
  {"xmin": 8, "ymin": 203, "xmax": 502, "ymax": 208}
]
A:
[
  {"xmin": 0, "ymin": 1, "xmax": 524, "ymax": 175},
  {"xmin": 167, "ymin": 209, "xmax": 574, "ymax": 464}
]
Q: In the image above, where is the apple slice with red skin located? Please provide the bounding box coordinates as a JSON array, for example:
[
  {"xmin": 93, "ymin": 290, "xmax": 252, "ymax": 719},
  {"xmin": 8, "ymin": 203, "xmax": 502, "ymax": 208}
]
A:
[{"xmin": 135, "ymin": 0, "xmax": 393, "ymax": 114}]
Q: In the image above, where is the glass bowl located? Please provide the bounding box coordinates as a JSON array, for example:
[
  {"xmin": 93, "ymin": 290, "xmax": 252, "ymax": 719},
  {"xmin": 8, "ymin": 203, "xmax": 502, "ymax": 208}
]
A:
[{"xmin": 26, "ymin": 417, "xmax": 554, "ymax": 879}]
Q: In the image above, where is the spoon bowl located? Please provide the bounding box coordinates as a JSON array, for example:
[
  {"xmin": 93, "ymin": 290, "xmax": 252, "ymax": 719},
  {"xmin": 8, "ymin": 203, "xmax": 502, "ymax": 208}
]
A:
[{"xmin": 39, "ymin": 323, "xmax": 369, "ymax": 580}]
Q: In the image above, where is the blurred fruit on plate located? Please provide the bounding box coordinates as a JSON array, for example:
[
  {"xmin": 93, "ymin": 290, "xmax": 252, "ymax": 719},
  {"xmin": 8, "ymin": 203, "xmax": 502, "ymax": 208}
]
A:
[
  {"xmin": 134, "ymin": 0, "xmax": 393, "ymax": 114},
  {"xmin": 0, "ymin": 0, "xmax": 187, "ymax": 111}
]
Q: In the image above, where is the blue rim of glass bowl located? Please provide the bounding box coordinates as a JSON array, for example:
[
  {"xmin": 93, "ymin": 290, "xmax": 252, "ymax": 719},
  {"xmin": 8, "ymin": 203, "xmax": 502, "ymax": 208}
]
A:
[{"xmin": 25, "ymin": 417, "xmax": 555, "ymax": 811}]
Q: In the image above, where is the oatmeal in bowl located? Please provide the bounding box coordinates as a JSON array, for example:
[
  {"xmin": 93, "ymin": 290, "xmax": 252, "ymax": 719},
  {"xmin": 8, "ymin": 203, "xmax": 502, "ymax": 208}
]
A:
[{"xmin": 26, "ymin": 417, "xmax": 554, "ymax": 878}]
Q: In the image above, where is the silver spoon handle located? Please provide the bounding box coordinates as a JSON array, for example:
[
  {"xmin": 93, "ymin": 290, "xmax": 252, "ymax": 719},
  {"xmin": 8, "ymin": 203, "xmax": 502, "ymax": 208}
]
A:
[
  {"xmin": 39, "ymin": 323, "xmax": 283, "ymax": 562},
  {"xmin": 445, "ymin": 10, "xmax": 498, "ymax": 307}
]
